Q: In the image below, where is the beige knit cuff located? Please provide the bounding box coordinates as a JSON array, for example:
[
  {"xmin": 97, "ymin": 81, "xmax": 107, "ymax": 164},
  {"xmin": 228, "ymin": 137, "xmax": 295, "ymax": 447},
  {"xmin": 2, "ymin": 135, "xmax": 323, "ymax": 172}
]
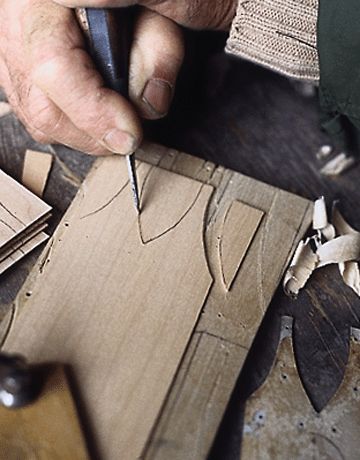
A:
[{"xmin": 226, "ymin": 0, "xmax": 319, "ymax": 82}]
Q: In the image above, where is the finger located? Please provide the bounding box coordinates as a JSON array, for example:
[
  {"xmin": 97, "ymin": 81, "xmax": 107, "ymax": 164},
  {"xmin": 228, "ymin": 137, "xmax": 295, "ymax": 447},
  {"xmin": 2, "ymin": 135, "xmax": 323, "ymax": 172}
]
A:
[
  {"xmin": 129, "ymin": 9, "xmax": 184, "ymax": 120},
  {"xmin": 1, "ymin": 51, "xmax": 111, "ymax": 155},
  {"xmin": 12, "ymin": 82, "xmax": 111, "ymax": 155},
  {"xmin": 26, "ymin": 2, "xmax": 142, "ymax": 155},
  {"xmin": 24, "ymin": 85, "xmax": 111, "ymax": 155}
]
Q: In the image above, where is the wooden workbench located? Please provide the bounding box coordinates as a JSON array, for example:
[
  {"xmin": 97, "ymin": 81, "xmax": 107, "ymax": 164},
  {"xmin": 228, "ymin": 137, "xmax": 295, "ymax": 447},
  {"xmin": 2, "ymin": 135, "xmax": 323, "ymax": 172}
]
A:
[{"xmin": 0, "ymin": 31, "xmax": 359, "ymax": 459}]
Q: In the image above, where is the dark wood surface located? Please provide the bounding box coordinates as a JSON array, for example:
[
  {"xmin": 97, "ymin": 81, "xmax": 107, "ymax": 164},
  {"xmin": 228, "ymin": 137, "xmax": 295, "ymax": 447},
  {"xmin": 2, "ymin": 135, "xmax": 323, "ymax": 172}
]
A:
[{"xmin": 0, "ymin": 31, "xmax": 359, "ymax": 459}]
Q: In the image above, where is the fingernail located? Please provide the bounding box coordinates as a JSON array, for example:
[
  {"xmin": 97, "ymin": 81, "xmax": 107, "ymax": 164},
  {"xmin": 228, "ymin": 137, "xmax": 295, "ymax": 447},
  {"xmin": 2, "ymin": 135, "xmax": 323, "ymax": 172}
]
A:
[
  {"xmin": 142, "ymin": 79, "xmax": 173, "ymax": 118},
  {"xmin": 102, "ymin": 129, "xmax": 138, "ymax": 155}
]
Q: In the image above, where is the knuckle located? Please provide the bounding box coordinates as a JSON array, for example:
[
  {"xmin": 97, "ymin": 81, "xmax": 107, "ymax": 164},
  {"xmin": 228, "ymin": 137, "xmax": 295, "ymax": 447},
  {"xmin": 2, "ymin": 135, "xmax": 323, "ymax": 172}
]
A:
[
  {"xmin": 28, "ymin": 102, "xmax": 58, "ymax": 133},
  {"xmin": 31, "ymin": 54, "xmax": 67, "ymax": 87}
]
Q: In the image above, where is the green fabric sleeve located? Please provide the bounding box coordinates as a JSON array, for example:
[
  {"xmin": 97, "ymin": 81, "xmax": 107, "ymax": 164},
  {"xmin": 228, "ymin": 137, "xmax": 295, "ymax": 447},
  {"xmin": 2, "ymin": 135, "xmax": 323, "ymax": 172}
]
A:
[{"xmin": 318, "ymin": 0, "xmax": 360, "ymax": 151}]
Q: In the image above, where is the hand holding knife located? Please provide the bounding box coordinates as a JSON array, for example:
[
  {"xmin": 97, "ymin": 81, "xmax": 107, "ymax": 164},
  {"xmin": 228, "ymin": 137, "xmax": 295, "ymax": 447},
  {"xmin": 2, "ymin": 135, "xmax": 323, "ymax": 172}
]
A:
[{"xmin": 76, "ymin": 7, "xmax": 140, "ymax": 214}]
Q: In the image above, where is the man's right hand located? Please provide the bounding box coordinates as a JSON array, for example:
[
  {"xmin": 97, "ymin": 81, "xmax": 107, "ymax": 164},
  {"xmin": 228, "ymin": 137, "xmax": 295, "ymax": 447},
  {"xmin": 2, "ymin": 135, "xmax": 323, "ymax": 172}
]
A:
[
  {"xmin": 0, "ymin": 0, "xmax": 235, "ymax": 156},
  {"xmin": 0, "ymin": 0, "xmax": 184, "ymax": 155}
]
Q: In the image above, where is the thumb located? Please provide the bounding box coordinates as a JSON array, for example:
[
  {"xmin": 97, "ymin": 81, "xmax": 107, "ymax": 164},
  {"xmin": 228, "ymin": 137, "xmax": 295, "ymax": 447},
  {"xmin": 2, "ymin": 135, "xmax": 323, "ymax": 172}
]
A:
[{"xmin": 129, "ymin": 9, "xmax": 184, "ymax": 119}]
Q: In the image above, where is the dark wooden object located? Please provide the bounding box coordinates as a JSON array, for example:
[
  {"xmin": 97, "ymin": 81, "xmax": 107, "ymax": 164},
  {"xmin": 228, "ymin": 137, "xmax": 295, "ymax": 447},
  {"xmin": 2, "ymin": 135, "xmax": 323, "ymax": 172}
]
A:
[{"xmin": 0, "ymin": 31, "xmax": 359, "ymax": 459}]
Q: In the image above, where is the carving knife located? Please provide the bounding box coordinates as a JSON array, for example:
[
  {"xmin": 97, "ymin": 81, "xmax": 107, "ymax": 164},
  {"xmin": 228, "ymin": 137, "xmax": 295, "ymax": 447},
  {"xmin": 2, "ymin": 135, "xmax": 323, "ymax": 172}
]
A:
[{"xmin": 76, "ymin": 7, "xmax": 140, "ymax": 214}]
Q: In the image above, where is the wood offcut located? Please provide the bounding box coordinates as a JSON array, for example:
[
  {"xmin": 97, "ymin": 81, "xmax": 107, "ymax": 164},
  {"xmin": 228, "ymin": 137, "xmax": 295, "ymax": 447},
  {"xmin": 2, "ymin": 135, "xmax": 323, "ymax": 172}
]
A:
[
  {"xmin": 241, "ymin": 317, "xmax": 360, "ymax": 460},
  {"xmin": 0, "ymin": 169, "xmax": 51, "ymax": 275},
  {"xmin": 22, "ymin": 150, "xmax": 53, "ymax": 198},
  {"xmin": 1, "ymin": 143, "xmax": 312, "ymax": 460}
]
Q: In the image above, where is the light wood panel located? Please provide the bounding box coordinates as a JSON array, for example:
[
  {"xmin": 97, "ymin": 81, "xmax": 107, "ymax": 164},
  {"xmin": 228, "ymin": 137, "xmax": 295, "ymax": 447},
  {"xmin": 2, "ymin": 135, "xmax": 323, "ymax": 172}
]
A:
[
  {"xmin": 1, "ymin": 143, "xmax": 312, "ymax": 459},
  {"xmin": 0, "ymin": 168, "xmax": 51, "ymax": 275},
  {"xmin": 241, "ymin": 318, "xmax": 360, "ymax": 460},
  {"xmin": 219, "ymin": 200, "xmax": 264, "ymax": 290},
  {"xmin": 142, "ymin": 145, "xmax": 312, "ymax": 460},
  {"xmin": 0, "ymin": 366, "xmax": 89, "ymax": 460}
]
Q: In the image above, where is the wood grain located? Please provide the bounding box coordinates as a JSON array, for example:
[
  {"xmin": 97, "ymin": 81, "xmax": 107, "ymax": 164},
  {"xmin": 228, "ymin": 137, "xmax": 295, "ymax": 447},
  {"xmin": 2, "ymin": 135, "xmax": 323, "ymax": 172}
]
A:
[
  {"xmin": 1, "ymin": 143, "xmax": 311, "ymax": 459},
  {"xmin": 144, "ymin": 156, "xmax": 312, "ymax": 459},
  {"xmin": 0, "ymin": 168, "xmax": 51, "ymax": 275},
  {"xmin": 0, "ymin": 169, "xmax": 50, "ymax": 248},
  {"xmin": 219, "ymin": 201, "xmax": 264, "ymax": 290},
  {"xmin": 0, "ymin": 232, "xmax": 48, "ymax": 275},
  {"xmin": 241, "ymin": 317, "xmax": 360, "ymax": 460},
  {"xmin": 0, "ymin": 366, "xmax": 89, "ymax": 460},
  {"xmin": 2, "ymin": 152, "xmax": 214, "ymax": 459}
]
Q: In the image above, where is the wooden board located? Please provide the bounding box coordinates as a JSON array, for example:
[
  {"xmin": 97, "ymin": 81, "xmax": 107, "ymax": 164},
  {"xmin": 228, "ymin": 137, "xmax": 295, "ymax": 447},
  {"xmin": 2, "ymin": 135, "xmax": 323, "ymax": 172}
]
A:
[
  {"xmin": 0, "ymin": 168, "xmax": 51, "ymax": 275},
  {"xmin": 140, "ymin": 145, "xmax": 312, "ymax": 460},
  {"xmin": 0, "ymin": 232, "xmax": 49, "ymax": 275},
  {"xmin": 1, "ymin": 143, "xmax": 312, "ymax": 459},
  {"xmin": 0, "ymin": 169, "xmax": 51, "ymax": 249},
  {"xmin": 0, "ymin": 366, "xmax": 89, "ymax": 460},
  {"xmin": 241, "ymin": 317, "xmax": 360, "ymax": 460}
]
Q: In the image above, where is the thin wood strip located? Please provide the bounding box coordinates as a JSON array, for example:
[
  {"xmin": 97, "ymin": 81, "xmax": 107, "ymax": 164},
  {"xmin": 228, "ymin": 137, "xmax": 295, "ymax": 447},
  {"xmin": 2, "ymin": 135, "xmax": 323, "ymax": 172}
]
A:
[
  {"xmin": 0, "ymin": 222, "xmax": 48, "ymax": 264},
  {"xmin": 0, "ymin": 232, "xmax": 49, "ymax": 275},
  {"xmin": 241, "ymin": 320, "xmax": 360, "ymax": 460},
  {"xmin": 3, "ymin": 156, "xmax": 214, "ymax": 459},
  {"xmin": 22, "ymin": 150, "xmax": 53, "ymax": 198},
  {"xmin": 0, "ymin": 169, "xmax": 51, "ymax": 248}
]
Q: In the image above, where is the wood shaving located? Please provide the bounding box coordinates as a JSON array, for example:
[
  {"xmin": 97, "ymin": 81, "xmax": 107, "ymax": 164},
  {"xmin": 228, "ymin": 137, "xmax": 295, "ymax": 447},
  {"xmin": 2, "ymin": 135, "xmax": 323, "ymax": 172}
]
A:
[
  {"xmin": 339, "ymin": 261, "xmax": 360, "ymax": 296},
  {"xmin": 320, "ymin": 152, "xmax": 356, "ymax": 176},
  {"xmin": 316, "ymin": 145, "xmax": 333, "ymax": 160},
  {"xmin": 312, "ymin": 196, "xmax": 335, "ymax": 240},
  {"xmin": 283, "ymin": 239, "xmax": 319, "ymax": 298},
  {"xmin": 312, "ymin": 196, "xmax": 328, "ymax": 230},
  {"xmin": 284, "ymin": 198, "xmax": 360, "ymax": 298},
  {"xmin": 332, "ymin": 206, "xmax": 360, "ymax": 295},
  {"xmin": 317, "ymin": 235, "xmax": 360, "ymax": 267}
]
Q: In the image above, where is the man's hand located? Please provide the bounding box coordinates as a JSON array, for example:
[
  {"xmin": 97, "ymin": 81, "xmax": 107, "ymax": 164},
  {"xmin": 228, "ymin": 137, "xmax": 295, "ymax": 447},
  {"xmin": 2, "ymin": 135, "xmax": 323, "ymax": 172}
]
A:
[
  {"xmin": 0, "ymin": 0, "xmax": 236, "ymax": 156},
  {"xmin": 56, "ymin": 0, "xmax": 238, "ymax": 30}
]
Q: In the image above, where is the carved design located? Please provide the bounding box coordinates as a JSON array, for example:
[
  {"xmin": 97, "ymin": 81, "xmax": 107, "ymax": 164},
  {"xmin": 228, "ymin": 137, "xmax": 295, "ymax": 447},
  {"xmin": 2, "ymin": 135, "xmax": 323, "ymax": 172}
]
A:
[
  {"xmin": 218, "ymin": 201, "xmax": 263, "ymax": 290},
  {"xmin": 138, "ymin": 166, "xmax": 205, "ymax": 244},
  {"xmin": 0, "ymin": 144, "xmax": 312, "ymax": 460}
]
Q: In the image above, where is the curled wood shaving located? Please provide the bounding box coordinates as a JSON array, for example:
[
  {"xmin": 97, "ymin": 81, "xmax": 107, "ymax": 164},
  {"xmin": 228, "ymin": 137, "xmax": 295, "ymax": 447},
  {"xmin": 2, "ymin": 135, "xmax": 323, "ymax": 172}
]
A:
[
  {"xmin": 283, "ymin": 239, "xmax": 319, "ymax": 298},
  {"xmin": 339, "ymin": 261, "xmax": 360, "ymax": 296},
  {"xmin": 22, "ymin": 150, "xmax": 53, "ymax": 197},
  {"xmin": 284, "ymin": 198, "xmax": 360, "ymax": 298},
  {"xmin": 317, "ymin": 234, "xmax": 360, "ymax": 267},
  {"xmin": 312, "ymin": 196, "xmax": 336, "ymax": 240},
  {"xmin": 332, "ymin": 206, "xmax": 360, "ymax": 295}
]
